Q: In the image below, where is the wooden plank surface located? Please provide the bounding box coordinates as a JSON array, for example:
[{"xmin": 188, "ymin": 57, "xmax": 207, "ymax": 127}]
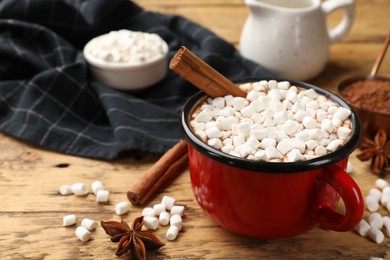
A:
[{"xmin": 1, "ymin": 0, "xmax": 390, "ymax": 259}]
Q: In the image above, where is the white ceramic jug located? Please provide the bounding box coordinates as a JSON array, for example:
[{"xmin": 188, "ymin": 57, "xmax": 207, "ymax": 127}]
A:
[{"xmin": 239, "ymin": 0, "xmax": 355, "ymax": 81}]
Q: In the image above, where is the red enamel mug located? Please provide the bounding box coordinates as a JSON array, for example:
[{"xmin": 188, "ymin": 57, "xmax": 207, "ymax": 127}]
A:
[{"xmin": 180, "ymin": 79, "xmax": 364, "ymax": 238}]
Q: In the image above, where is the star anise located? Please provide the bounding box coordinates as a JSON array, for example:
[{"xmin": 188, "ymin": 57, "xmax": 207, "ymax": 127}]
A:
[
  {"xmin": 101, "ymin": 216, "xmax": 165, "ymax": 259},
  {"xmin": 357, "ymin": 129, "xmax": 390, "ymax": 175}
]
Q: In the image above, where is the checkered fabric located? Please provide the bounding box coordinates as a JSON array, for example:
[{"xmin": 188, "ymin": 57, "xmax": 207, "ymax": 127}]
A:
[{"xmin": 0, "ymin": 0, "xmax": 275, "ymax": 159}]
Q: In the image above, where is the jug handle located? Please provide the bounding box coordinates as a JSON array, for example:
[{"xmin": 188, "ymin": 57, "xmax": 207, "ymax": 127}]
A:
[{"xmin": 321, "ymin": 0, "xmax": 355, "ymax": 44}]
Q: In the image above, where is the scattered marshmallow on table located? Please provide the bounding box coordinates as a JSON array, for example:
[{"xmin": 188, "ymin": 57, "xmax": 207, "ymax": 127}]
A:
[
  {"xmin": 356, "ymin": 178, "xmax": 390, "ymax": 244},
  {"xmin": 355, "ymin": 219, "xmax": 370, "ymax": 236},
  {"xmin": 144, "ymin": 216, "xmax": 159, "ymax": 230},
  {"xmin": 142, "ymin": 207, "xmax": 155, "ymax": 217},
  {"xmin": 81, "ymin": 218, "xmax": 97, "ymax": 231},
  {"xmin": 153, "ymin": 203, "xmax": 166, "ymax": 215},
  {"xmin": 170, "ymin": 215, "xmax": 183, "ymax": 231},
  {"xmin": 159, "ymin": 212, "xmax": 170, "ymax": 226},
  {"xmin": 368, "ymin": 188, "xmax": 382, "ymax": 201},
  {"xmin": 71, "ymin": 183, "xmax": 89, "ymax": 196},
  {"xmin": 75, "ymin": 226, "xmax": 91, "ymax": 242},
  {"xmin": 91, "ymin": 180, "xmax": 104, "ymax": 195},
  {"xmin": 368, "ymin": 213, "xmax": 383, "ymax": 229},
  {"xmin": 365, "ymin": 195, "xmax": 379, "ymax": 212},
  {"xmin": 115, "ymin": 201, "xmax": 129, "ymax": 215},
  {"xmin": 63, "ymin": 214, "xmax": 76, "ymax": 227},
  {"xmin": 96, "ymin": 190, "xmax": 110, "ymax": 202},
  {"xmin": 375, "ymin": 179, "xmax": 389, "ymax": 190},
  {"xmin": 171, "ymin": 205, "xmax": 185, "ymax": 217},
  {"xmin": 368, "ymin": 227, "xmax": 385, "ymax": 244},
  {"xmin": 166, "ymin": 225, "xmax": 179, "ymax": 241},
  {"xmin": 370, "ymin": 257, "xmax": 384, "ymax": 260},
  {"xmin": 161, "ymin": 196, "xmax": 176, "ymax": 210},
  {"xmin": 59, "ymin": 185, "xmax": 73, "ymax": 196}
]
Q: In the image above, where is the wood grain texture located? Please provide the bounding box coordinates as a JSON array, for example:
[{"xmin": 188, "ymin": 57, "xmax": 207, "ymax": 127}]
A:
[{"xmin": 1, "ymin": 0, "xmax": 390, "ymax": 259}]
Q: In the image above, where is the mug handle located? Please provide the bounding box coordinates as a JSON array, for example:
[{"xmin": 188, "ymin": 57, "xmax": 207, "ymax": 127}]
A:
[
  {"xmin": 321, "ymin": 0, "xmax": 355, "ymax": 44},
  {"xmin": 314, "ymin": 163, "xmax": 364, "ymax": 232}
]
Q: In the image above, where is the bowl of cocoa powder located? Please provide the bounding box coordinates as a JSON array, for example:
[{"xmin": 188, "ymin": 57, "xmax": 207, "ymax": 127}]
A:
[{"xmin": 338, "ymin": 75, "xmax": 390, "ymax": 141}]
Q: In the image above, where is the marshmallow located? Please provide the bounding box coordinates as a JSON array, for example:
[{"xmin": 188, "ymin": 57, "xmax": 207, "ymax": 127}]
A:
[
  {"xmin": 232, "ymin": 97, "xmax": 247, "ymax": 110},
  {"xmin": 277, "ymin": 81, "xmax": 290, "ymax": 90},
  {"xmin": 161, "ymin": 196, "xmax": 176, "ymax": 210},
  {"xmin": 302, "ymin": 89, "xmax": 318, "ymax": 99},
  {"xmin": 274, "ymin": 111, "xmax": 288, "ymax": 124},
  {"xmin": 153, "ymin": 203, "xmax": 166, "ymax": 215},
  {"xmin": 81, "ymin": 218, "xmax": 97, "ymax": 231},
  {"xmin": 369, "ymin": 212, "xmax": 383, "ymax": 229},
  {"xmin": 355, "ymin": 219, "xmax": 370, "ymax": 236},
  {"xmin": 221, "ymin": 144, "xmax": 235, "ymax": 154},
  {"xmin": 382, "ymin": 186, "xmax": 390, "ymax": 195},
  {"xmin": 171, "ymin": 205, "xmax": 185, "ymax": 216},
  {"xmin": 260, "ymin": 138, "xmax": 277, "ymax": 149},
  {"xmin": 375, "ymin": 179, "xmax": 389, "ymax": 190},
  {"xmin": 142, "ymin": 207, "xmax": 155, "ymax": 217},
  {"xmin": 59, "ymin": 185, "xmax": 73, "ymax": 196},
  {"xmin": 241, "ymin": 106, "xmax": 256, "ymax": 118},
  {"xmin": 302, "ymin": 116, "xmax": 317, "ymax": 129},
  {"xmin": 91, "ymin": 180, "xmax": 104, "ymax": 195},
  {"xmin": 366, "ymin": 195, "xmax": 379, "ymax": 212},
  {"xmin": 368, "ymin": 188, "xmax": 382, "ymax": 201},
  {"xmin": 326, "ymin": 139, "xmax": 343, "ymax": 152},
  {"xmin": 369, "ymin": 257, "xmax": 384, "ymax": 260},
  {"xmin": 96, "ymin": 190, "xmax": 109, "ymax": 202},
  {"xmin": 381, "ymin": 193, "xmax": 390, "ymax": 207},
  {"xmin": 333, "ymin": 107, "xmax": 352, "ymax": 121},
  {"xmin": 282, "ymin": 119, "xmax": 298, "ymax": 136},
  {"xmin": 305, "ymin": 140, "xmax": 318, "ymax": 151},
  {"xmin": 286, "ymin": 149, "xmax": 304, "ymax": 162},
  {"xmin": 346, "ymin": 161, "xmax": 352, "ymax": 173},
  {"xmin": 337, "ymin": 127, "xmax": 352, "ymax": 139},
  {"xmin": 170, "ymin": 215, "xmax": 183, "ymax": 231},
  {"xmin": 265, "ymin": 147, "xmax": 280, "ymax": 160},
  {"xmin": 115, "ymin": 201, "xmax": 129, "ymax": 215},
  {"xmin": 195, "ymin": 110, "xmax": 212, "ymax": 123},
  {"xmin": 314, "ymin": 146, "xmax": 327, "ymax": 156},
  {"xmin": 316, "ymin": 109, "xmax": 327, "ymax": 122},
  {"xmin": 72, "ymin": 183, "xmax": 88, "ymax": 196},
  {"xmin": 63, "ymin": 214, "xmax": 76, "ymax": 226},
  {"xmin": 208, "ymin": 138, "xmax": 222, "ymax": 149},
  {"xmin": 295, "ymin": 130, "xmax": 310, "ymax": 141},
  {"xmin": 212, "ymin": 97, "xmax": 225, "ymax": 109},
  {"xmin": 144, "ymin": 216, "xmax": 159, "ymax": 230},
  {"xmin": 166, "ymin": 225, "xmax": 179, "ymax": 241},
  {"xmin": 320, "ymin": 119, "xmax": 333, "ymax": 133},
  {"xmin": 268, "ymin": 80, "xmax": 277, "ymax": 89},
  {"xmin": 159, "ymin": 211, "xmax": 170, "ymax": 226},
  {"xmin": 293, "ymin": 110, "xmax": 307, "ymax": 122},
  {"xmin": 75, "ymin": 226, "xmax": 91, "ymax": 242},
  {"xmin": 276, "ymin": 138, "xmax": 293, "ymax": 155},
  {"xmin": 368, "ymin": 227, "xmax": 384, "ymax": 244}
]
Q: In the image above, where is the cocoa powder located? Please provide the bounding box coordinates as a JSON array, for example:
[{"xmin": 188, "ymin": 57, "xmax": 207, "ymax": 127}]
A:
[{"xmin": 340, "ymin": 79, "xmax": 390, "ymax": 113}]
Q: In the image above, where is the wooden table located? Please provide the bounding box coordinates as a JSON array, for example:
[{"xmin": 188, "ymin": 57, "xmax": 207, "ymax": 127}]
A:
[{"xmin": 1, "ymin": 0, "xmax": 390, "ymax": 259}]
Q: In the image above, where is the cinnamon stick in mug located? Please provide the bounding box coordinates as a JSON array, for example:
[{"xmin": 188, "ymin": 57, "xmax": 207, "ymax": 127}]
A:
[
  {"xmin": 127, "ymin": 140, "xmax": 188, "ymax": 206},
  {"xmin": 169, "ymin": 46, "xmax": 247, "ymax": 98}
]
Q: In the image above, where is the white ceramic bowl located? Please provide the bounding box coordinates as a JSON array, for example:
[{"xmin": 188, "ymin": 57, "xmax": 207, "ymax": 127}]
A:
[{"xmin": 83, "ymin": 31, "xmax": 169, "ymax": 91}]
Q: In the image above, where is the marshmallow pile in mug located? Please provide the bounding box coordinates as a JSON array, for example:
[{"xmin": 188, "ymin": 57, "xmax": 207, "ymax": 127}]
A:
[{"xmin": 190, "ymin": 80, "xmax": 353, "ymax": 162}]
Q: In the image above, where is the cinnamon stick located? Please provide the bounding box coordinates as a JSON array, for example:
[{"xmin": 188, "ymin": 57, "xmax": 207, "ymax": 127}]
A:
[
  {"xmin": 127, "ymin": 140, "xmax": 188, "ymax": 206},
  {"xmin": 169, "ymin": 46, "xmax": 247, "ymax": 98}
]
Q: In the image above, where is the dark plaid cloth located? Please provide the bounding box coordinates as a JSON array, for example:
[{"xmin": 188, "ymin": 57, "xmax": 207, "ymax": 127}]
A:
[{"xmin": 0, "ymin": 0, "xmax": 275, "ymax": 159}]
